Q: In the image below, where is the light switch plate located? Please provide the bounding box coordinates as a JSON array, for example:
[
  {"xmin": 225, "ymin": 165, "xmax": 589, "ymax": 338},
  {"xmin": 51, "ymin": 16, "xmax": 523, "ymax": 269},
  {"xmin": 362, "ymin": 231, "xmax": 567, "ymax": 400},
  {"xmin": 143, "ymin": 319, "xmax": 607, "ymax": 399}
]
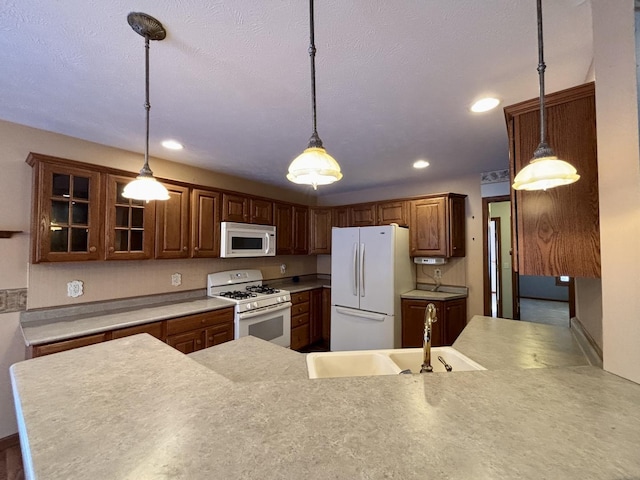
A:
[{"xmin": 67, "ymin": 280, "xmax": 84, "ymax": 298}]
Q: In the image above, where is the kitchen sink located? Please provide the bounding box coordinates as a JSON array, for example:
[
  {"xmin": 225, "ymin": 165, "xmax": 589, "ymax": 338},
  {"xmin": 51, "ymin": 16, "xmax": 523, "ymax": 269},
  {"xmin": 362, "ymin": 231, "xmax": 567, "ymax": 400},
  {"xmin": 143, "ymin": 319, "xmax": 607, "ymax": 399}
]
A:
[{"xmin": 306, "ymin": 347, "xmax": 485, "ymax": 379}]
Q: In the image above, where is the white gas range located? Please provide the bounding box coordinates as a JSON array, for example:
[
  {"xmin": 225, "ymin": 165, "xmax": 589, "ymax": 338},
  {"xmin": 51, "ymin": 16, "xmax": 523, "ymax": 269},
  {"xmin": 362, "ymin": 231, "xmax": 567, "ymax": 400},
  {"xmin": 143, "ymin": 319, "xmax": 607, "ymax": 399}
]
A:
[{"xmin": 207, "ymin": 270, "xmax": 291, "ymax": 348}]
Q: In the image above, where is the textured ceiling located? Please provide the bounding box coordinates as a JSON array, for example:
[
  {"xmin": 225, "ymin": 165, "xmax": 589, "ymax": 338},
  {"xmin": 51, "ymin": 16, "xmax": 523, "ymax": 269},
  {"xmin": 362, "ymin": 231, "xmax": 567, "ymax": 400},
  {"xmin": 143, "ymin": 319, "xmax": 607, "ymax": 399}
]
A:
[{"xmin": 0, "ymin": 0, "xmax": 593, "ymax": 195}]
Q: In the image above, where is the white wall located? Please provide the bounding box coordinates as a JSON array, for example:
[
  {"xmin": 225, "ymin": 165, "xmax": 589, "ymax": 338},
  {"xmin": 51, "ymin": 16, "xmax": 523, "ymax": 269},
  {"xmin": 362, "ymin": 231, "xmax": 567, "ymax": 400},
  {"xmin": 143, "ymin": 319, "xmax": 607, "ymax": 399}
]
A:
[{"xmin": 591, "ymin": 0, "xmax": 640, "ymax": 383}]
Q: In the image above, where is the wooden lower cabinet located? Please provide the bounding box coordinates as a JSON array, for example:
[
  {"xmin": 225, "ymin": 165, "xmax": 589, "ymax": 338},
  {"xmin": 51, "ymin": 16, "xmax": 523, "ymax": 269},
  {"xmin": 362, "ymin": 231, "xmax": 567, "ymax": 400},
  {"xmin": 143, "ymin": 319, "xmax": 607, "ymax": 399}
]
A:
[
  {"xmin": 29, "ymin": 307, "xmax": 235, "ymax": 358},
  {"xmin": 309, "ymin": 288, "xmax": 323, "ymax": 344},
  {"xmin": 401, "ymin": 298, "xmax": 467, "ymax": 347},
  {"xmin": 290, "ymin": 291, "xmax": 310, "ymax": 351},
  {"xmin": 290, "ymin": 287, "xmax": 327, "ymax": 351}
]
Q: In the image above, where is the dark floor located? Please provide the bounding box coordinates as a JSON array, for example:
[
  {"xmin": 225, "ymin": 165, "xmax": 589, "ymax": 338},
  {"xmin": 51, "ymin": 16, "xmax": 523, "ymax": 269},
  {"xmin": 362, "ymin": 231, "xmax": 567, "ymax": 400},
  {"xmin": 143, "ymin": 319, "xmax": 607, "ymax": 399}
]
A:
[{"xmin": 519, "ymin": 298, "xmax": 570, "ymax": 328}]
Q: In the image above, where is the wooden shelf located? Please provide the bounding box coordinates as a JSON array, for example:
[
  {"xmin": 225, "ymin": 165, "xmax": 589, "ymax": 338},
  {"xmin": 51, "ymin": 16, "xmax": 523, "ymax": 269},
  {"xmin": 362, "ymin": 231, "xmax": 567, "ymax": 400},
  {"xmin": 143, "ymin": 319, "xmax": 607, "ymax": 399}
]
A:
[{"xmin": 0, "ymin": 231, "xmax": 22, "ymax": 238}]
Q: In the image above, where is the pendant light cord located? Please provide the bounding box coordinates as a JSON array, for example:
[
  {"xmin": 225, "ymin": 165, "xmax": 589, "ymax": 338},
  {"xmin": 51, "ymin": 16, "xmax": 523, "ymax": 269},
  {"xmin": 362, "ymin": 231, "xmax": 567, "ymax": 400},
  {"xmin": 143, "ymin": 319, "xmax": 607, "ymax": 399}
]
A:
[
  {"xmin": 307, "ymin": 0, "xmax": 323, "ymax": 149},
  {"xmin": 534, "ymin": 0, "xmax": 554, "ymax": 158},
  {"xmin": 141, "ymin": 33, "xmax": 153, "ymax": 176}
]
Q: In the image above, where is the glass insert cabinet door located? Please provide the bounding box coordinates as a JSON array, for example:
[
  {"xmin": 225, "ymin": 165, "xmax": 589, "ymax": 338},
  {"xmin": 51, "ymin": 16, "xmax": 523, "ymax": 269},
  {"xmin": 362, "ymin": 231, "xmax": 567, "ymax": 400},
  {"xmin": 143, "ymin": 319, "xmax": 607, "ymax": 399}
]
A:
[
  {"xmin": 105, "ymin": 174, "xmax": 155, "ymax": 260},
  {"xmin": 36, "ymin": 162, "xmax": 102, "ymax": 262}
]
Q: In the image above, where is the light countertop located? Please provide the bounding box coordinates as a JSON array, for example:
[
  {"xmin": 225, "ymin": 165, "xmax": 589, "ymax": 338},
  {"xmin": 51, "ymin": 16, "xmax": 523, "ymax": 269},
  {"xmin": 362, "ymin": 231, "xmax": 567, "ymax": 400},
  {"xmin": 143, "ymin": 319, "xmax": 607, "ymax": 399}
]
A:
[{"xmin": 11, "ymin": 316, "xmax": 640, "ymax": 479}]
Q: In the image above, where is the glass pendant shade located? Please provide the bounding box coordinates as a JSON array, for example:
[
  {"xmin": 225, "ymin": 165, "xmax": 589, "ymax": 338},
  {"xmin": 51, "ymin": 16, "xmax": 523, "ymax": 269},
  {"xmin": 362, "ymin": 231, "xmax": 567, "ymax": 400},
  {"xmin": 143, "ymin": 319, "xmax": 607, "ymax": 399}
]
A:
[
  {"xmin": 287, "ymin": 147, "xmax": 343, "ymax": 190},
  {"xmin": 122, "ymin": 174, "xmax": 170, "ymax": 201},
  {"xmin": 512, "ymin": 155, "xmax": 580, "ymax": 191}
]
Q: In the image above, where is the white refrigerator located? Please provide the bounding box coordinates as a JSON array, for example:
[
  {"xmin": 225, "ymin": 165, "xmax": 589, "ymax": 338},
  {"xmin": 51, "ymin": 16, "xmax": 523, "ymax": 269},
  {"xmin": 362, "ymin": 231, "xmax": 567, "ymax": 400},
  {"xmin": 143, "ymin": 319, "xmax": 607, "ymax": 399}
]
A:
[{"xmin": 330, "ymin": 224, "xmax": 415, "ymax": 351}]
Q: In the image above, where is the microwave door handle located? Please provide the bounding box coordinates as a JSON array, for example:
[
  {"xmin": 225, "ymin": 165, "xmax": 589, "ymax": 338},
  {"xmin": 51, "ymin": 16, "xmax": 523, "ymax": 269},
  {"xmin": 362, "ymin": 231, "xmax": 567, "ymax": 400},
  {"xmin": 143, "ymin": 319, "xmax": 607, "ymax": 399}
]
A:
[
  {"xmin": 352, "ymin": 242, "xmax": 358, "ymax": 296},
  {"xmin": 265, "ymin": 234, "xmax": 270, "ymax": 254},
  {"xmin": 359, "ymin": 242, "xmax": 365, "ymax": 297}
]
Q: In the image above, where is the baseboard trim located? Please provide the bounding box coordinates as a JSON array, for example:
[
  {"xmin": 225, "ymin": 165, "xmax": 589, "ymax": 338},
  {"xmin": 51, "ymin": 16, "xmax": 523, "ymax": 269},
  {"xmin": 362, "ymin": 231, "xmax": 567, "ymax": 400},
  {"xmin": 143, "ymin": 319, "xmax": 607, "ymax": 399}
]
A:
[
  {"xmin": 0, "ymin": 432, "xmax": 19, "ymax": 451},
  {"xmin": 570, "ymin": 316, "xmax": 603, "ymax": 368},
  {"xmin": 520, "ymin": 296, "xmax": 569, "ymax": 303}
]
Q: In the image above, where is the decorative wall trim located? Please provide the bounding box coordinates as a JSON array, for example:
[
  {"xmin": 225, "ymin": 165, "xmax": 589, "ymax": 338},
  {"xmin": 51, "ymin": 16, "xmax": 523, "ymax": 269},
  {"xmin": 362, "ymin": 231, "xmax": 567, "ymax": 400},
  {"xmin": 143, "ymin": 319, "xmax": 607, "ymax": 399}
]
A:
[
  {"xmin": 481, "ymin": 169, "xmax": 510, "ymax": 184},
  {"xmin": 0, "ymin": 288, "xmax": 27, "ymax": 313}
]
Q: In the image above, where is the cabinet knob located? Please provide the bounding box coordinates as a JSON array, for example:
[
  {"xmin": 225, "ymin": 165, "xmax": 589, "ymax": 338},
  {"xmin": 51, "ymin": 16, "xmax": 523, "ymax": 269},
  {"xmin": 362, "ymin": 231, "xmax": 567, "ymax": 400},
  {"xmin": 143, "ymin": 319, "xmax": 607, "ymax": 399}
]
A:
[
  {"xmin": 89, "ymin": 246, "xmax": 96, "ymax": 253},
  {"xmin": 108, "ymin": 246, "xmax": 115, "ymax": 252},
  {"xmin": 196, "ymin": 339, "xmax": 202, "ymax": 345},
  {"xmin": 194, "ymin": 247, "xmax": 199, "ymax": 251},
  {"xmin": 183, "ymin": 246, "xmax": 187, "ymax": 251},
  {"xmin": 453, "ymin": 246, "xmax": 457, "ymax": 250}
]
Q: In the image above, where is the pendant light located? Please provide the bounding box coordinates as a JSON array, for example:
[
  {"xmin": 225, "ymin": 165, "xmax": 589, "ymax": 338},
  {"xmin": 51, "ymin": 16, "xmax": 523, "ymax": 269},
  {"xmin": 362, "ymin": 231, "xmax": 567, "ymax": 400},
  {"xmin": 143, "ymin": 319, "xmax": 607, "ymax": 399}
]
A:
[
  {"xmin": 122, "ymin": 12, "xmax": 170, "ymax": 202},
  {"xmin": 512, "ymin": 0, "xmax": 580, "ymax": 191},
  {"xmin": 287, "ymin": 0, "xmax": 343, "ymax": 190}
]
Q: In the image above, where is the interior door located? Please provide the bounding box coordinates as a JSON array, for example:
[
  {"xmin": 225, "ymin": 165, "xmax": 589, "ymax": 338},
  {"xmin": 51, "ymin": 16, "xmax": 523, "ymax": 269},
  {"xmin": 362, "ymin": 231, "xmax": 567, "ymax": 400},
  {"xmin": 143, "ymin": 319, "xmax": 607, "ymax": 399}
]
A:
[
  {"xmin": 359, "ymin": 225, "xmax": 394, "ymax": 314},
  {"xmin": 331, "ymin": 227, "xmax": 360, "ymax": 309}
]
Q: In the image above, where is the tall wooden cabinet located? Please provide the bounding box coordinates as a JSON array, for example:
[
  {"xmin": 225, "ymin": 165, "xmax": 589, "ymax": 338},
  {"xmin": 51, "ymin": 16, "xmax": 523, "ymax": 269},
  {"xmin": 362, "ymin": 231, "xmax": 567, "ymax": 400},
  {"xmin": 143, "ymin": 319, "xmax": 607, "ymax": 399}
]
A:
[
  {"xmin": 309, "ymin": 208, "xmax": 332, "ymax": 254},
  {"xmin": 505, "ymin": 82, "xmax": 600, "ymax": 278},
  {"xmin": 409, "ymin": 194, "xmax": 466, "ymax": 258},
  {"xmin": 401, "ymin": 298, "xmax": 467, "ymax": 347},
  {"xmin": 155, "ymin": 183, "xmax": 190, "ymax": 259},
  {"xmin": 190, "ymin": 188, "xmax": 221, "ymax": 258}
]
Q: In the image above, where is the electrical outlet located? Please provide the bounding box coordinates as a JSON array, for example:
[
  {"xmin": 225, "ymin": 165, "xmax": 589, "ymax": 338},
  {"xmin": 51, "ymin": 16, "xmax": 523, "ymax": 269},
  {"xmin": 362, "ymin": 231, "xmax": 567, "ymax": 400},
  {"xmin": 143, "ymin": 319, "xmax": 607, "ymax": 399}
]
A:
[
  {"xmin": 171, "ymin": 273, "xmax": 182, "ymax": 287},
  {"xmin": 280, "ymin": 264, "xmax": 287, "ymax": 274},
  {"xmin": 67, "ymin": 280, "xmax": 84, "ymax": 298},
  {"xmin": 434, "ymin": 268, "xmax": 442, "ymax": 280}
]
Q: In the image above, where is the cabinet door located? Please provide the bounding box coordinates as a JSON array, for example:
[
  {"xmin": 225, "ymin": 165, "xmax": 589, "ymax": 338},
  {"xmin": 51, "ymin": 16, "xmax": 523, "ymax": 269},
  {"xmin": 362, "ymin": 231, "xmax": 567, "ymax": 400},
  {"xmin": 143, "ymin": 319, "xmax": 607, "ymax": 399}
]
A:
[
  {"xmin": 155, "ymin": 184, "xmax": 190, "ymax": 259},
  {"xmin": 292, "ymin": 206, "xmax": 309, "ymax": 255},
  {"xmin": 377, "ymin": 201, "xmax": 408, "ymax": 226},
  {"xmin": 105, "ymin": 175, "xmax": 155, "ymax": 260},
  {"xmin": 321, "ymin": 287, "xmax": 331, "ymax": 343},
  {"xmin": 205, "ymin": 322, "xmax": 234, "ymax": 347},
  {"xmin": 191, "ymin": 189, "xmax": 221, "ymax": 258},
  {"xmin": 32, "ymin": 332, "xmax": 108, "ymax": 357},
  {"xmin": 167, "ymin": 329, "xmax": 206, "ymax": 354},
  {"xmin": 506, "ymin": 83, "xmax": 600, "ymax": 278},
  {"xmin": 332, "ymin": 206, "xmax": 351, "ymax": 227},
  {"xmin": 401, "ymin": 299, "xmax": 443, "ymax": 348},
  {"xmin": 349, "ymin": 203, "xmax": 377, "ymax": 227},
  {"xmin": 291, "ymin": 325, "xmax": 310, "ymax": 351},
  {"xmin": 274, "ymin": 202, "xmax": 293, "ymax": 254},
  {"xmin": 249, "ymin": 198, "xmax": 273, "ymax": 225},
  {"xmin": 222, "ymin": 193, "xmax": 248, "ymax": 223},
  {"xmin": 448, "ymin": 196, "xmax": 466, "ymax": 257},
  {"xmin": 409, "ymin": 197, "xmax": 447, "ymax": 257},
  {"xmin": 309, "ymin": 208, "xmax": 332, "ymax": 254},
  {"xmin": 34, "ymin": 161, "xmax": 102, "ymax": 262},
  {"xmin": 443, "ymin": 298, "xmax": 467, "ymax": 346},
  {"xmin": 309, "ymin": 288, "xmax": 324, "ymax": 345}
]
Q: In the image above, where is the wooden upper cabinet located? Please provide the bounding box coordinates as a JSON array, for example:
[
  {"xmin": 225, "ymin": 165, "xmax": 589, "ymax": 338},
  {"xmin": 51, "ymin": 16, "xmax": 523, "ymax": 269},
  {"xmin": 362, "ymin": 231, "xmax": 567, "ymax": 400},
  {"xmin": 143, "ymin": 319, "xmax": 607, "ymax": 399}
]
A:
[
  {"xmin": 190, "ymin": 188, "xmax": 220, "ymax": 258},
  {"xmin": 349, "ymin": 203, "xmax": 377, "ymax": 227},
  {"xmin": 292, "ymin": 206, "xmax": 309, "ymax": 255},
  {"xmin": 155, "ymin": 183, "xmax": 190, "ymax": 259},
  {"xmin": 221, "ymin": 193, "xmax": 248, "ymax": 223},
  {"xmin": 309, "ymin": 208, "xmax": 332, "ymax": 254},
  {"xmin": 274, "ymin": 202, "xmax": 294, "ymax": 254},
  {"xmin": 505, "ymin": 82, "xmax": 600, "ymax": 278},
  {"xmin": 249, "ymin": 198, "xmax": 273, "ymax": 225},
  {"xmin": 332, "ymin": 206, "xmax": 351, "ymax": 227},
  {"xmin": 28, "ymin": 155, "xmax": 103, "ymax": 263},
  {"xmin": 105, "ymin": 174, "xmax": 155, "ymax": 260},
  {"xmin": 409, "ymin": 194, "xmax": 466, "ymax": 258},
  {"xmin": 377, "ymin": 200, "xmax": 408, "ymax": 226}
]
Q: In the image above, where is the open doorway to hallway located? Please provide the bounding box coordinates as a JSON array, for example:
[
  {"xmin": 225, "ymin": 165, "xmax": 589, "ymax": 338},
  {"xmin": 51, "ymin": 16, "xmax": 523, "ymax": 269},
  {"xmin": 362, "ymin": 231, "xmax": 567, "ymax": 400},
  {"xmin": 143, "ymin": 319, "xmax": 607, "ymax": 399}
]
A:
[{"xmin": 482, "ymin": 195, "xmax": 573, "ymax": 327}]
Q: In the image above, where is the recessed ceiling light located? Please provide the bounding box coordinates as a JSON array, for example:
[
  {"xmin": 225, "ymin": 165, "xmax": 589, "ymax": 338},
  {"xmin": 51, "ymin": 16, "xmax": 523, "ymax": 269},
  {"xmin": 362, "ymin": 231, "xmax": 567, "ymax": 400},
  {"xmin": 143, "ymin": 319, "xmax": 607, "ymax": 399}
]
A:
[
  {"xmin": 161, "ymin": 139, "xmax": 184, "ymax": 150},
  {"xmin": 470, "ymin": 97, "xmax": 500, "ymax": 113},
  {"xmin": 413, "ymin": 159, "xmax": 430, "ymax": 169}
]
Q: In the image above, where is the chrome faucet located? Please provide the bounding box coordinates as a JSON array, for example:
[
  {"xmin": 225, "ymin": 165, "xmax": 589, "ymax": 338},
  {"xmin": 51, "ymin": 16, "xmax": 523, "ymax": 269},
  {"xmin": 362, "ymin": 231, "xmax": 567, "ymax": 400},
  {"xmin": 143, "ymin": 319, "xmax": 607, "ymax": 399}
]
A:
[{"xmin": 420, "ymin": 303, "xmax": 437, "ymax": 373}]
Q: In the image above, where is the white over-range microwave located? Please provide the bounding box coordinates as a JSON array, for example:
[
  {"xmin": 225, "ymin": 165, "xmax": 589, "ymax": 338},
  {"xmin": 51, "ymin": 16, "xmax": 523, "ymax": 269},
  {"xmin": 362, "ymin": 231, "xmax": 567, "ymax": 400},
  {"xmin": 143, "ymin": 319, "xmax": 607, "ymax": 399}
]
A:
[{"xmin": 220, "ymin": 222, "xmax": 276, "ymax": 258}]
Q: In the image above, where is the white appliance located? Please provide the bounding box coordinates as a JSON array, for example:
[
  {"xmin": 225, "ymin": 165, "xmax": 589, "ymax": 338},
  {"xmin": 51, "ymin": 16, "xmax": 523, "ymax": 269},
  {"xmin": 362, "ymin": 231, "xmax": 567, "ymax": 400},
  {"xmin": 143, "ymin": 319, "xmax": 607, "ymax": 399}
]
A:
[
  {"xmin": 207, "ymin": 270, "xmax": 291, "ymax": 347},
  {"xmin": 220, "ymin": 222, "xmax": 276, "ymax": 258},
  {"xmin": 331, "ymin": 225, "xmax": 415, "ymax": 351}
]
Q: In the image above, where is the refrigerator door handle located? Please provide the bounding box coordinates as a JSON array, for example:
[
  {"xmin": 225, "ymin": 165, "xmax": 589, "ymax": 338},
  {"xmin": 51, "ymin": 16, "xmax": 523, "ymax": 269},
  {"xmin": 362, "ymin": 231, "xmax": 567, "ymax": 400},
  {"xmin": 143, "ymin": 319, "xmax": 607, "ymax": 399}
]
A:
[
  {"xmin": 352, "ymin": 242, "xmax": 358, "ymax": 296},
  {"xmin": 359, "ymin": 242, "xmax": 365, "ymax": 297},
  {"xmin": 335, "ymin": 307, "xmax": 386, "ymax": 322}
]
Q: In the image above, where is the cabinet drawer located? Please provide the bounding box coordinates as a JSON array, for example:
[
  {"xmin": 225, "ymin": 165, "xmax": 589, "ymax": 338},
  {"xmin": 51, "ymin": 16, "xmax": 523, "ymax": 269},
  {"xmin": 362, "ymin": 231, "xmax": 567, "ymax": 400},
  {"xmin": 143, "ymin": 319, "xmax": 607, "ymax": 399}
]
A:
[
  {"xmin": 166, "ymin": 308, "xmax": 234, "ymax": 335},
  {"xmin": 112, "ymin": 321, "xmax": 164, "ymax": 340},
  {"xmin": 291, "ymin": 313, "xmax": 309, "ymax": 328},
  {"xmin": 291, "ymin": 291, "xmax": 310, "ymax": 304},
  {"xmin": 291, "ymin": 301, "xmax": 309, "ymax": 316},
  {"xmin": 291, "ymin": 324, "xmax": 310, "ymax": 351},
  {"xmin": 32, "ymin": 332, "xmax": 108, "ymax": 357}
]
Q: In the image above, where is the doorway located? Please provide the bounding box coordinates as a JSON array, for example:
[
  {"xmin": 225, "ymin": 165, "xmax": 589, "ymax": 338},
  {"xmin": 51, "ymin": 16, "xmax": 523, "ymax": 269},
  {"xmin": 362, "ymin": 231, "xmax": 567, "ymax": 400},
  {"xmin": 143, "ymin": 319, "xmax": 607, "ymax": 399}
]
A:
[{"xmin": 482, "ymin": 195, "xmax": 514, "ymax": 318}]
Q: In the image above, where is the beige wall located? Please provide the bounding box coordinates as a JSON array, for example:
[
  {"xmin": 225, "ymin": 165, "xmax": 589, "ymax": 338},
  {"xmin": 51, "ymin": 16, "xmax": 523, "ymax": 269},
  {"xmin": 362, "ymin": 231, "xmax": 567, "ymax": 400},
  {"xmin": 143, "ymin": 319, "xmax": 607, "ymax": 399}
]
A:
[
  {"xmin": 574, "ymin": 278, "xmax": 603, "ymax": 352},
  {"xmin": 0, "ymin": 119, "xmax": 316, "ymax": 437},
  {"xmin": 591, "ymin": 0, "xmax": 640, "ymax": 383},
  {"xmin": 319, "ymin": 174, "xmax": 485, "ymax": 321}
]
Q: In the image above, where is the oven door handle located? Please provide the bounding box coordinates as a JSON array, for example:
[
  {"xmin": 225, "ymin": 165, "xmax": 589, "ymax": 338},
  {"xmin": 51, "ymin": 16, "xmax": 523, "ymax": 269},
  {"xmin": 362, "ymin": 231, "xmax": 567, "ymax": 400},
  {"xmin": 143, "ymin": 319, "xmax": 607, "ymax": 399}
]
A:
[{"xmin": 237, "ymin": 302, "xmax": 292, "ymax": 320}]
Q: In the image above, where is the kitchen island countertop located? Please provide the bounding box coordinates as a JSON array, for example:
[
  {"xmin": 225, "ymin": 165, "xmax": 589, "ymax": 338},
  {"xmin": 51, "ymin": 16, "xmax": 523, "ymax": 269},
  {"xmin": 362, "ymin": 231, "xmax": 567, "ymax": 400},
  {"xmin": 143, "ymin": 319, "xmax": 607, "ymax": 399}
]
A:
[{"xmin": 10, "ymin": 316, "xmax": 640, "ymax": 479}]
